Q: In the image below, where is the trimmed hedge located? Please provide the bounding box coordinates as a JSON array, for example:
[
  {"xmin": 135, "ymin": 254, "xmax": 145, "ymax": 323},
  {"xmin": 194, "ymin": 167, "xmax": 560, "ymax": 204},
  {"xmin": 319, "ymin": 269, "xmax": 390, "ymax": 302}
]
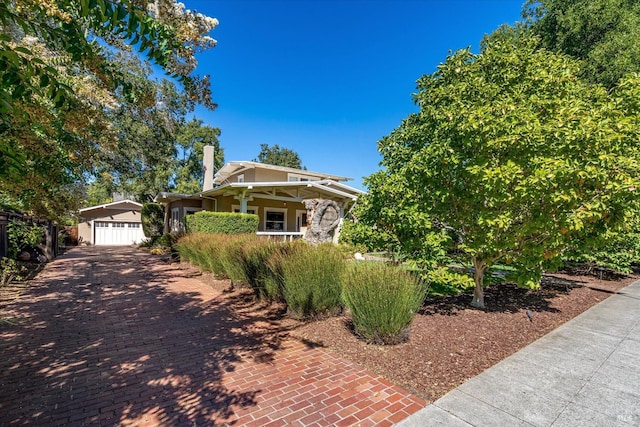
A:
[{"xmin": 186, "ymin": 211, "xmax": 259, "ymax": 234}]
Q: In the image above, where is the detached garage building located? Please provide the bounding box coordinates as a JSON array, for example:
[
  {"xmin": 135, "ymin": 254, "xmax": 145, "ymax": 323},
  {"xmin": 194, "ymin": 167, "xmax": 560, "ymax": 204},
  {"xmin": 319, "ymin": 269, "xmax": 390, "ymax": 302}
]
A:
[{"xmin": 78, "ymin": 200, "xmax": 145, "ymax": 245}]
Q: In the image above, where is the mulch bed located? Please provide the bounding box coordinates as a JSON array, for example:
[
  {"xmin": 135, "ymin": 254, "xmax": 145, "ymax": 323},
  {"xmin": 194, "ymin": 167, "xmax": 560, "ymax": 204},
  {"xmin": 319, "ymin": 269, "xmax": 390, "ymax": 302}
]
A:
[
  {"xmin": 192, "ymin": 263, "xmax": 636, "ymax": 402},
  {"xmin": 291, "ymin": 272, "xmax": 636, "ymax": 402}
]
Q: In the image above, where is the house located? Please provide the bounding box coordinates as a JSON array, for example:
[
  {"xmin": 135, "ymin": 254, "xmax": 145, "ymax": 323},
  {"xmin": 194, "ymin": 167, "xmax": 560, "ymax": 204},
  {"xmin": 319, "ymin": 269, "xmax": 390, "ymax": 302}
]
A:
[
  {"xmin": 78, "ymin": 199, "xmax": 145, "ymax": 245},
  {"xmin": 155, "ymin": 146, "xmax": 364, "ymax": 239}
]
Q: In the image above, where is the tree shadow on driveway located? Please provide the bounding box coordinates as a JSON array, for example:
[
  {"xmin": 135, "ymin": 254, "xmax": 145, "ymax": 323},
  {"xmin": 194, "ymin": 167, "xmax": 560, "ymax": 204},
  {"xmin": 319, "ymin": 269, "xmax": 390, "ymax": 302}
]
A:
[{"xmin": 0, "ymin": 246, "xmax": 297, "ymax": 426}]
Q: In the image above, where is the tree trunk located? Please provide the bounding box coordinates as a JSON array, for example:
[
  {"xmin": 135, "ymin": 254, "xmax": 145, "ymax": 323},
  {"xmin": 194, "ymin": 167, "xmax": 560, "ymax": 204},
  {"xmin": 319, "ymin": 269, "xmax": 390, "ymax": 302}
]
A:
[{"xmin": 471, "ymin": 256, "xmax": 486, "ymax": 309}]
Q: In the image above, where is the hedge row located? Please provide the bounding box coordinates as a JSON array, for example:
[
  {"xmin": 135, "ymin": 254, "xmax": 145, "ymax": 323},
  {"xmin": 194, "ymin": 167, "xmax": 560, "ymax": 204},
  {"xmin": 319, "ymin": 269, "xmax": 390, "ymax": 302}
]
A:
[
  {"xmin": 185, "ymin": 211, "xmax": 259, "ymax": 234},
  {"xmin": 175, "ymin": 233, "xmax": 427, "ymax": 344}
]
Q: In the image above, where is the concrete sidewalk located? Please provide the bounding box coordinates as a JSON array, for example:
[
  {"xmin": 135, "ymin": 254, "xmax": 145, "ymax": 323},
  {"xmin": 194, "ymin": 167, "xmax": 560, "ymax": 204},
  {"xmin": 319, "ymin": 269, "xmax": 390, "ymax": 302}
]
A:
[{"xmin": 399, "ymin": 280, "xmax": 640, "ymax": 426}]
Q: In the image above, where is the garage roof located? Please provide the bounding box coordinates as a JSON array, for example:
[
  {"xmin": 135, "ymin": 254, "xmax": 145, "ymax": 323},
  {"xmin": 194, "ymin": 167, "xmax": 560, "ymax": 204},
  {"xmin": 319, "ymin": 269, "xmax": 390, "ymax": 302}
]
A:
[{"xmin": 79, "ymin": 199, "xmax": 142, "ymax": 215}]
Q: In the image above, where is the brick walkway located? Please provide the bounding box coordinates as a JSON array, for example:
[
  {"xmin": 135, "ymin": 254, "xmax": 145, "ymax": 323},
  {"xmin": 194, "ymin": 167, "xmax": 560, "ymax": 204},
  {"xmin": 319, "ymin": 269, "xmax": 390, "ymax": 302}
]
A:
[{"xmin": 0, "ymin": 247, "xmax": 425, "ymax": 426}]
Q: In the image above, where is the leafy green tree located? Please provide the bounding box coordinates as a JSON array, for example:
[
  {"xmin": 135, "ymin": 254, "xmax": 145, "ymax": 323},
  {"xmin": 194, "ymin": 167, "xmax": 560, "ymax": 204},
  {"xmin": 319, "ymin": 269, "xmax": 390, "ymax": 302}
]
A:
[
  {"xmin": 341, "ymin": 170, "xmax": 449, "ymax": 269},
  {"xmin": 87, "ymin": 54, "xmax": 221, "ymax": 203},
  {"xmin": 254, "ymin": 144, "xmax": 305, "ymax": 169},
  {"xmin": 377, "ymin": 31, "xmax": 640, "ymax": 308},
  {"xmin": 174, "ymin": 118, "xmax": 223, "ymax": 194},
  {"xmin": 562, "ymin": 215, "xmax": 640, "ymax": 274},
  {"xmin": 524, "ymin": 0, "xmax": 640, "ymax": 88},
  {"xmin": 1, "ymin": 0, "xmax": 218, "ymax": 116},
  {"xmin": 0, "ymin": 0, "xmax": 218, "ymax": 217}
]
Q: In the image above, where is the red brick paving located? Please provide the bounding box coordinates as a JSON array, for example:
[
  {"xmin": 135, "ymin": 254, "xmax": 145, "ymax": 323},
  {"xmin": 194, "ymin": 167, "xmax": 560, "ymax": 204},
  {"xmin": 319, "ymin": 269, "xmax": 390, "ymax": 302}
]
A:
[{"xmin": 0, "ymin": 246, "xmax": 425, "ymax": 426}]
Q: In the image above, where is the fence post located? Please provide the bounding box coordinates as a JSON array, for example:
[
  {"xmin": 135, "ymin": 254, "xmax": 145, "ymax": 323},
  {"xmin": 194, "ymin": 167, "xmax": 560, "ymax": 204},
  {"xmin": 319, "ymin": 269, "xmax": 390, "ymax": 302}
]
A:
[{"xmin": 0, "ymin": 212, "xmax": 8, "ymax": 258}]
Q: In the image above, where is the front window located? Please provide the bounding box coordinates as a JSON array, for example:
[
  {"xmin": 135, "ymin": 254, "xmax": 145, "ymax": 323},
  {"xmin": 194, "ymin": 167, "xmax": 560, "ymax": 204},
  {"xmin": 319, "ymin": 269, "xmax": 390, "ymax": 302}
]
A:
[{"xmin": 265, "ymin": 210, "xmax": 285, "ymax": 231}]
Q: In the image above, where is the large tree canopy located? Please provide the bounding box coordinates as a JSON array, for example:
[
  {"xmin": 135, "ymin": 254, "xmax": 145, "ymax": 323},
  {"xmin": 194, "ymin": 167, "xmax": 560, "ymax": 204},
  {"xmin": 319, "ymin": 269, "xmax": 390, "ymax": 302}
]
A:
[
  {"xmin": 0, "ymin": 0, "xmax": 218, "ymax": 218},
  {"xmin": 377, "ymin": 31, "xmax": 640, "ymax": 308},
  {"xmin": 524, "ymin": 0, "xmax": 640, "ymax": 88},
  {"xmin": 85, "ymin": 55, "xmax": 223, "ymax": 205}
]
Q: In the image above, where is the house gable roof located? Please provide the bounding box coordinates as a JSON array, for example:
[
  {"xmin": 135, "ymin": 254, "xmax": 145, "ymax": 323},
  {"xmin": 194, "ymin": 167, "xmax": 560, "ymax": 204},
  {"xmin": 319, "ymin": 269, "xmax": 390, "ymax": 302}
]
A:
[
  {"xmin": 214, "ymin": 161, "xmax": 351, "ymax": 185},
  {"xmin": 79, "ymin": 199, "xmax": 142, "ymax": 215}
]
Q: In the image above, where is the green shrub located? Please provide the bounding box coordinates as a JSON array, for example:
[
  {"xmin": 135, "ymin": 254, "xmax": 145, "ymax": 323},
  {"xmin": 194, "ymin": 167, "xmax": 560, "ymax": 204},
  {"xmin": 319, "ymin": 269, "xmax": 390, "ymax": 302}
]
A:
[
  {"xmin": 424, "ymin": 267, "xmax": 475, "ymax": 297},
  {"xmin": 141, "ymin": 203, "xmax": 164, "ymax": 240},
  {"xmin": 186, "ymin": 211, "xmax": 259, "ymax": 234},
  {"xmin": 343, "ymin": 262, "xmax": 427, "ymax": 345},
  {"xmin": 7, "ymin": 220, "xmax": 44, "ymax": 258},
  {"xmin": 1, "ymin": 257, "xmax": 25, "ymax": 286},
  {"xmin": 175, "ymin": 233, "xmax": 220, "ymax": 272},
  {"xmin": 278, "ymin": 243, "xmax": 344, "ymax": 318},
  {"xmin": 335, "ymin": 242, "xmax": 368, "ymax": 259}
]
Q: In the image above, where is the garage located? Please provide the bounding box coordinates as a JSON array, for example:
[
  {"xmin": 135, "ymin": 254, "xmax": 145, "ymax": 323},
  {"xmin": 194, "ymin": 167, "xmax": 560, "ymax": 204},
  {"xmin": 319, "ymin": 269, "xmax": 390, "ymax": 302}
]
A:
[
  {"xmin": 78, "ymin": 200, "xmax": 146, "ymax": 246},
  {"xmin": 94, "ymin": 221, "xmax": 145, "ymax": 245}
]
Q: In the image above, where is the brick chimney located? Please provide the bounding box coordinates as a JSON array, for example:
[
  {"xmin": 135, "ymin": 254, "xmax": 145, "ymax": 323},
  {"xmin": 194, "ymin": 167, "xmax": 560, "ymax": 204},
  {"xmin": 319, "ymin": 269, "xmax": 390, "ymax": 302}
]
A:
[{"xmin": 203, "ymin": 145, "xmax": 215, "ymax": 191}]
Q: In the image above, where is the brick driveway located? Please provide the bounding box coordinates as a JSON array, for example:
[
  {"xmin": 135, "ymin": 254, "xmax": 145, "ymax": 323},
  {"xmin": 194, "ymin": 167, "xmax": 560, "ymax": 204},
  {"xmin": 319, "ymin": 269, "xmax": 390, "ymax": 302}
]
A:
[{"xmin": 0, "ymin": 247, "xmax": 425, "ymax": 426}]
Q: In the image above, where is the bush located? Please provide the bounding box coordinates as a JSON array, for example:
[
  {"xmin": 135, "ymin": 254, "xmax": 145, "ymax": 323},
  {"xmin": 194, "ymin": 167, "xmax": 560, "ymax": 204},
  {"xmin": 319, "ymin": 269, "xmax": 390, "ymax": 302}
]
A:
[
  {"xmin": 175, "ymin": 233, "xmax": 223, "ymax": 273},
  {"xmin": 186, "ymin": 211, "xmax": 259, "ymax": 234},
  {"xmin": 343, "ymin": 262, "xmax": 427, "ymax": 345},
  {"xmin": 424, "ymin": 267, "xmax": 475, "ymax": 297},
  {"xmin": 6, "ymin": 220, "xmax": 44, "ymax": 258},
  {"xmin": 278, "ymin": 243, "xmax": 344, "ymax": 318},
  {"xmin": 141, "ymin": 203, "xmax": 164, "ymax": 240},
  {"xmin": 199, "ymin": 234, "xmax": 230, "ymax": 276},
  {"xmin": 0, "ymin": 257, "xmax": 25, "ymax": 286}
]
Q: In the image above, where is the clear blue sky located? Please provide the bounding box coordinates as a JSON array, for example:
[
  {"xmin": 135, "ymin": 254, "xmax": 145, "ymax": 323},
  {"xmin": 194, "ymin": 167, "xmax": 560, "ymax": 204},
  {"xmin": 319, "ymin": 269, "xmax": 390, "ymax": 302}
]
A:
[{"xmin": 186, "ymin": 0, "xmax": 525, "ymax": 190}]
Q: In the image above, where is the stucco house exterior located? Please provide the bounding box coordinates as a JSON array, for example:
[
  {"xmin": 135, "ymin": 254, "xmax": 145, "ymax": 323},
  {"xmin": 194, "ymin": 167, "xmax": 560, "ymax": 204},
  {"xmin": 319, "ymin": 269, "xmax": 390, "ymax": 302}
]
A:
[
  {"xmin": 155, "ymin": 146, "xmax": 364, "ymax": 239},
  {"xmin": 78, "ymin": 200, "xmax": 145, "ymax": 245}
]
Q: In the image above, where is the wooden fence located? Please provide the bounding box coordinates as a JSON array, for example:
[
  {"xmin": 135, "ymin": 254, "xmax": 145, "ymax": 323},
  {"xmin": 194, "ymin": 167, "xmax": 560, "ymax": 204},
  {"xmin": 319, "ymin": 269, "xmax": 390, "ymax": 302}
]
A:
[{"xmin": 0, "ymin": 211, "xmax": 59, "ymax": 260}]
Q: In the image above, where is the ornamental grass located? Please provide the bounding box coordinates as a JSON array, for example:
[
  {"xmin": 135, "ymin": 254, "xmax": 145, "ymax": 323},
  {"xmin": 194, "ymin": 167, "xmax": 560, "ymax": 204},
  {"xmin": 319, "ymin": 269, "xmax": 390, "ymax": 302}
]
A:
[
  {"xmin": 278, "ymin": 243, "xmax": 345, "ymax": 318},
  {"xmin": 343, "ymin": 262, "xmax": 427, "ymax": 345}
]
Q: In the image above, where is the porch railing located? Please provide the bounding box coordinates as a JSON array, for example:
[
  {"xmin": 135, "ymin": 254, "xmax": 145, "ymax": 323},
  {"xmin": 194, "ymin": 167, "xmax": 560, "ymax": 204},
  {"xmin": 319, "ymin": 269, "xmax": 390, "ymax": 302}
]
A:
[{"xmin": 255, "ymin": 231, "xmax": 304, "ymax": 242}]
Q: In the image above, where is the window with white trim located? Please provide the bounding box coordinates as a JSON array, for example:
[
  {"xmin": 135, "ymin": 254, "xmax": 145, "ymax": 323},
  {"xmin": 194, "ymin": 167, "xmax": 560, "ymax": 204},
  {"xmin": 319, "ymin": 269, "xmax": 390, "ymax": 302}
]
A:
[
  {"xmin": 170, "ymin": 208, "xmax": 180, "ymax": 232},
  {"xmin": 265, "ymin": 208, "xmax": 286, "ymax": 231},
  {"xmin": 237, "ymin": 174, "xmax": 245, "ymax": 183}
]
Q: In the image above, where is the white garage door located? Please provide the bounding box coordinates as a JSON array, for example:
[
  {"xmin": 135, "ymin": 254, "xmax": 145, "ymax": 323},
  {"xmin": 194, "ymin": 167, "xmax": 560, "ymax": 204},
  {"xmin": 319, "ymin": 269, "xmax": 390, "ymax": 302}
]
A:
[{"xmin": 95, "ymin": 221, "xmax": 145, "ymax": 245}]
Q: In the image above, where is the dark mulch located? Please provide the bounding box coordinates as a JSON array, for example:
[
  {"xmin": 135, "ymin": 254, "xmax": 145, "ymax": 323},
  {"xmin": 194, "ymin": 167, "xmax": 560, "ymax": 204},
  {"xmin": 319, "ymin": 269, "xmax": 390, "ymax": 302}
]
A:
[{"xmin": 290, "ymin": 271, "xmax": 636, "ymax": 402}]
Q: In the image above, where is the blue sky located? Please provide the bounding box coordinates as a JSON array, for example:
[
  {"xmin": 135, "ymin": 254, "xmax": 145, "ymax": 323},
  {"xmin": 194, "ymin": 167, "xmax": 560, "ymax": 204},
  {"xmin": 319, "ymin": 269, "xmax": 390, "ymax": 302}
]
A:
[{"xmin": 187, "ymin": 0, "xmax": 525, "ymax": 190}]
